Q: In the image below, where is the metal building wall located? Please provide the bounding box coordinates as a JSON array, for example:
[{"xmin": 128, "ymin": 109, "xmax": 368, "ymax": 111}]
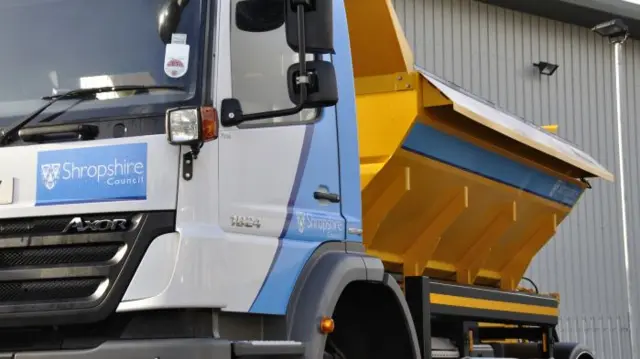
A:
[
  {"xmin": 622, "ymin": 39, "xmax": 640, "ymax": 359},
  {"xmin": 391, "ymin": 0, "xmax": 637, "ymax": 357}
]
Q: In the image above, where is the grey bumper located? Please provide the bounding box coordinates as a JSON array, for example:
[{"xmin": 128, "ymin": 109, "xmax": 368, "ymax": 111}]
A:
[
  {"xmin": 4, "ymin": 339, "xmax": 231, "ymax": 359},
  {"xmin": 4, "ymin": 338, "xmax": 306, "ymax": 359}
]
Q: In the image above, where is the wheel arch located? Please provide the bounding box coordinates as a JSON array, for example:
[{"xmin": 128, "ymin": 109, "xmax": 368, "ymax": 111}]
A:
[
  {"xmin": 285, "ymin": 242, "xmax": 421, "ymax": 359},
  {"xmin": 554, "ymin": 342, "xmax": 596, "ymax": 359}
]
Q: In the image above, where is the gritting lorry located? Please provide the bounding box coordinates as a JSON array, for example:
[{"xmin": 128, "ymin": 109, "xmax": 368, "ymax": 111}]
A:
[{"xmin": 0, "ymin": 0, "xmax": 614, "ymax": 358}]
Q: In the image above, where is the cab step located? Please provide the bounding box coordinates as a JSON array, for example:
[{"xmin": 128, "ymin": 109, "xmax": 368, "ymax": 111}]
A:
[{"xmin": 232, "ymin": 340, "xmax": 305, "ymax": 357}]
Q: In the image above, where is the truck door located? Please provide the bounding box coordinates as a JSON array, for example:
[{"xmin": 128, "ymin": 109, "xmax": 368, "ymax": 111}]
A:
[{"xmin": 216, "ymin": 1, "xmax": 344, "ymax": 315}]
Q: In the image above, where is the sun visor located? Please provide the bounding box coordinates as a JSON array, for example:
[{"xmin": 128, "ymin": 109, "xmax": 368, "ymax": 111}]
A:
[{"xmin": 416, "ymin": 67, "xmax": 614, "ymax": 182}]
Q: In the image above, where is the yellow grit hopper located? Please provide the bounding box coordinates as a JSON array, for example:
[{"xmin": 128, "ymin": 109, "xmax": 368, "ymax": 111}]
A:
[{"xmin": 345, "ymin": 0, "xmax": 614, "ymax": 291}]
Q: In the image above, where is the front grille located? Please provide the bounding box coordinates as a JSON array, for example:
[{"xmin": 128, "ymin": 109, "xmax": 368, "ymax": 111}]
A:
[
  {"xmin": 0, "ymin": 278, "xmax": 103, "ymax": 304},
  {"xmin": 0, "ymin": 211, "xmax": 175, "ymax": 328},
  {"xmin": 0, "ymin": 243, "xmax": 122, "ymax": 268}
]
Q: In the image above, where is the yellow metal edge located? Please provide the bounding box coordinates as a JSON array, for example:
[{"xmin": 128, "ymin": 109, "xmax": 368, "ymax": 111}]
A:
[
  {"xmin": 500, "ymin": 214, "xmax": 558, "ymax": 291},
  {"xmin": 402, "ymin": 186, "xmax": 469, "ymax": 277},
  {"xmin": 344, "ymin": 0, "xmax": 414, "ymax": 77},
  {"xmin": 386, "ymin": 0, "xmax": 415, "ymax": 72},
  {"xmin": 420, "ymin": 77, "xmax": 453, "ymax": 108},
  {"xmin": 430, "ymin": 293, "xmax": 559, "ymax": 317},
  {"xmin": 354, "ymin": 72, "xmax": 419, "ymax": 96}
]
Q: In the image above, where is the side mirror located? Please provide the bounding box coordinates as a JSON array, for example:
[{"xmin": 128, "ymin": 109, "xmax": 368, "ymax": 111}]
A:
[
  {"xmin": 286, "ymin": 0, "xmax": 334, "ymax": 54},
  {"xmin": 158, "ymin": 0, "xmax": 190, "ymax": 44},
  {"xmin": 287, "ymin": 60, "xmax": 337, "ymax": 108},
  {"xmin": 220, "ymin": 61, "xmax": 338, "ymax": 127},
  {"xmin": 221, "ymin": 0, "xmax": 337, "ymax": 127},
  {"xmin": 221, "ymin": 98, "xmax": 244, "ymax": 127},
  {"xmin": 236, "ymin": 0, "xmax": 285, "ymax": 32}
]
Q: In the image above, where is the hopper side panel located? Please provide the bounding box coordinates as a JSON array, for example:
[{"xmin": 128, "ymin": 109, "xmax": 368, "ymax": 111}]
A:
[{"xmin": 362, "ymin": 121, "xmax": 586, "ymax": 289}]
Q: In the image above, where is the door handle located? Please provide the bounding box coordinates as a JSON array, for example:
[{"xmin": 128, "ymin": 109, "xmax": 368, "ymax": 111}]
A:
[{"xmin": 313, "ymin": 191, "xmax": 341, "ymax": 203}]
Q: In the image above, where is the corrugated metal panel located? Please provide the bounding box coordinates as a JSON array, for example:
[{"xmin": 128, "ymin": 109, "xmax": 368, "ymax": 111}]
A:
[
  {"xmin": 392, "ymin": 0, "xmax": 636, "ymax": 357},
  {"xmin": 622, "ymin": 38, "xmax": 640, "ymax": 359}
]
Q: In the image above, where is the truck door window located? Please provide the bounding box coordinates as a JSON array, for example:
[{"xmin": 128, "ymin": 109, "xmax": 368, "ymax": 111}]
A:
[{"xmin": 230, "ymin": 0, "xmax": 318, "ymax": 127}]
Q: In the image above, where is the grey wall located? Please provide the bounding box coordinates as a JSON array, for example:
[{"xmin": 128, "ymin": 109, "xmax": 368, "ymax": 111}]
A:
[
  {"xmin": 391, "ymin": 0, "xmax": 638, "ymax": 357},
  {"xmin": 621, "ymin": 38, "xmax": 640, "ymax": 358}
]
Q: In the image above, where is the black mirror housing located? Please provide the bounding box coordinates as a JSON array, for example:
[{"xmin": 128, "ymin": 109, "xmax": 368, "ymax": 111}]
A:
[
  {"xmin": 287, "ymin": 60, "xmax": 338, "ymax": 108},
  {"xmin": 236, "ymin": 0, "xmax": 285, "ymax": 33},
  {"xmin": 286, "ymin": 0, "xmax": 334, "ymax": 54},
  {"xmin": 158, "ymin": 0, "xmax": 190, "ymax": 44},
  {"xmin": 220, "ymin": 98, "xmax": 245, "ymax": 127}
]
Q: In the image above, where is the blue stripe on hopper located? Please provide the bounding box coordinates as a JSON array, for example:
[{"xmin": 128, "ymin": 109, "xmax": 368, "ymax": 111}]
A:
[{"xmin": 401, "ymin": 123, "xmax": 584, "ymax": 207}]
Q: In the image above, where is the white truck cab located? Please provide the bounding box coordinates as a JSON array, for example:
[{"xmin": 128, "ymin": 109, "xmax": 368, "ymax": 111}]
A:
[{"xmin": 0, "ymin": 0, "xmax": 355, "ymax": 358}]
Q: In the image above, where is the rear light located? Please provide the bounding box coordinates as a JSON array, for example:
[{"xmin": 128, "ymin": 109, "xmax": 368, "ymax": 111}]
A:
[{"xmin": 165, "ymin": 106, "xmax": 218, "ymax": 146}]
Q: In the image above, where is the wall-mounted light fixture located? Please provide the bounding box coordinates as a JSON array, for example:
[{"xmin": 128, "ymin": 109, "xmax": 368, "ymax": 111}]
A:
[
  {"xmin": 592, "ymin": 18, "xmax": 629, "ymax": 43},
  {"xmin": 533, "ymin": 62, "xmax": 559, "ymax": 76}
]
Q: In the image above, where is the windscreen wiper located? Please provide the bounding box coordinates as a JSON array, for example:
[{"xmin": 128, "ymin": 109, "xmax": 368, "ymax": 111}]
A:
[{"xmin": 0, "ymin": 85, "xmax": 185, "ymax": 146}]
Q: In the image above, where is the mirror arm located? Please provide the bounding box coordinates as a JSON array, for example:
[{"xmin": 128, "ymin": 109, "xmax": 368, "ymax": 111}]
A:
[
  {"xmin": 224, "ymin": 2, "xmax": 309, "ymax": 125},
  {"xmin": 240, "ymin": 103, "xmax": 304, "ymax": 122}
]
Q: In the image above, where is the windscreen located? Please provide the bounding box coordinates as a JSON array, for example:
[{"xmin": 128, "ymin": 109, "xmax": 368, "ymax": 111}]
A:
[{"xmin": 0, "ymin": 0, "xmax": 204, "ymax": 127}]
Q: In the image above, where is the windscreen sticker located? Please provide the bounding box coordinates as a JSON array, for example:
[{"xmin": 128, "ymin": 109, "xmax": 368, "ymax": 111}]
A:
[
  {"xmin": 164, "ymin": 34, "xmax": 190, "ymax": 79},
  {"xmin": 171, "ymin": 33, "xmax": 187, "ymax": 45},
  {"xmin": 35, "ymin": 143, "xmax": 148, "ymax": 206}
]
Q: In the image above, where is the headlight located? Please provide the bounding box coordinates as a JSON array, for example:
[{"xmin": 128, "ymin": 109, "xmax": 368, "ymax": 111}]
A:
[
  {"xmin": 165, "ymin": 106, "xmax": 218, "ymax": 146},
  {"xmin": 166, "ymin": 108, "xmax": 200, "ymax": 145}
]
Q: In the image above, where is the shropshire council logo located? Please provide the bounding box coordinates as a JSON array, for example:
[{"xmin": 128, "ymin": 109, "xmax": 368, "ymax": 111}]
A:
[{"xmin": 40, "ymin": 163, "xmax": 61, "ymax": 190}]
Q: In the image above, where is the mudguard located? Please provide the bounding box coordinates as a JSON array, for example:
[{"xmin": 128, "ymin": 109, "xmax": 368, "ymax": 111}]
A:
[
  {"xmin": 285, "ymin": 242, "xmax": 421, "ymax": 359},
  {"xmin": 493, "ymin": 342, "xmax": 595, "ymax": 359},
  {"xmin": 554, "ymin": 342, "xmax": 595, "ymax": 359}
]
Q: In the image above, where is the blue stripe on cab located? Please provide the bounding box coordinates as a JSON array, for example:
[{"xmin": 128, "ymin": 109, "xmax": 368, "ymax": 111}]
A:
[
  {"xmin": 401, "ymin": 123, "xmax": 584, "ymax": 207},
  {"xmin": 248, "ymin": 0, "xmax": 359, "ymax": 315},
  {"xmin": 332, "ymin": 0, "xmax": 363, "ymax": 242},
  {"xmin": 247, "ymin": 239, "xmax": 319, "ymax": 315}
]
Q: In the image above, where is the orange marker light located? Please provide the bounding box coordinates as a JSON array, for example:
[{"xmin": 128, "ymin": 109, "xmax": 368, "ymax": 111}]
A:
[
  {"xmin": 319, "ymin": 317, "xmax": 335, "ymax": 334},
  {"xmin": 200, "ymin": 106, "xmax": 218, "ymax": 142}
]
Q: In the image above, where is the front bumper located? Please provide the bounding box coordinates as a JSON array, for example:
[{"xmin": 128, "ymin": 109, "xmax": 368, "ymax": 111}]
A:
[
  {"xmin": 4, "ymin": 339, "xmax": 306, "ymax": 359},
  {"xmin": 4, "ymin": 339, "xmax": 230, "ymax": 359}
]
